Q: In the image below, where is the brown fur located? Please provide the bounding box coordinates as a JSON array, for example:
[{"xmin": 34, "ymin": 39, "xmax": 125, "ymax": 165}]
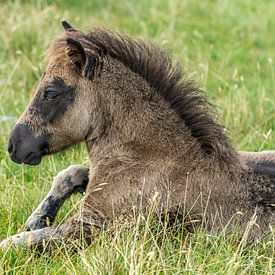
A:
[{"xmin": 1, "ymin": 23, "xmax": 274, "ymax": 250}]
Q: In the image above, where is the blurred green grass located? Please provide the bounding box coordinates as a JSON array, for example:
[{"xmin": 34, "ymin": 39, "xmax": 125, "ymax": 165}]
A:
[{"xmin": 0, "ymin": 0, "xmax": 274, "ymax": 273}]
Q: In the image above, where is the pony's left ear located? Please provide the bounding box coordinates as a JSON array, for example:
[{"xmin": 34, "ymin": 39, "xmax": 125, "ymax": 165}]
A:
[
  {"xmin": 62, "ymin": 21, "xmax": 77, "ymax": 32},
  {"xmin": 66, "ymin": 38, "xmax": 95, "ymax": 79}
]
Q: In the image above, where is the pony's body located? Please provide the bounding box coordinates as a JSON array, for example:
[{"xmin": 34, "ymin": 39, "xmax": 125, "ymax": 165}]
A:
[{"xmin": 0, "ymin": 22, "xmax": 274, "ymax": 250}]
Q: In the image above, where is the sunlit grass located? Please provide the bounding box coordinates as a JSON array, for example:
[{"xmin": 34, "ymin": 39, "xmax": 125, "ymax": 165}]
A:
[{"xmin": 0, "ymin": 0, "xmax": 274, "ymax": 273}]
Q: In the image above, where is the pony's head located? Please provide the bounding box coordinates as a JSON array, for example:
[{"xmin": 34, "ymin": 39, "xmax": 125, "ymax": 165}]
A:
[{"xmin": 8, "ymin": 21, "xmax": 103, "ymax": 165}]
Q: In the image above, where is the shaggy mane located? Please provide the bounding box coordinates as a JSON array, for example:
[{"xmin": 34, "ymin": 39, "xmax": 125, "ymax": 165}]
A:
[{"xmin": 47, "ymin": 28, "xmax": 236, "ymax": 160}]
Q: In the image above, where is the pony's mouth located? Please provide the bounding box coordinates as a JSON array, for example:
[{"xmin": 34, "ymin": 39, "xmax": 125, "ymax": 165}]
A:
[
  {"xmin": 8, "ymin": 124, "xmax": 49, "ymax": 166},
  {"xmin": 10, "ymin": 150, "xmax": 43, "ymax": 166},
  {"xmin": 23, "ymin": 151, "xmax": 43, "ymax": 165}
]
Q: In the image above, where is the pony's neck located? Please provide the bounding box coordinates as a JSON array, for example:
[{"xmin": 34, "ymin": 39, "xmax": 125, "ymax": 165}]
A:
[{"xmin": 86, "ymin": 58, "xmax": 239, "ymax": 169}]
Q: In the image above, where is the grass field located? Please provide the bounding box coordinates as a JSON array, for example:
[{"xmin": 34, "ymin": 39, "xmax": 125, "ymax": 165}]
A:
[{"xmin": 0, "ymin": 0, "xmax": 274, "ymax": 273}]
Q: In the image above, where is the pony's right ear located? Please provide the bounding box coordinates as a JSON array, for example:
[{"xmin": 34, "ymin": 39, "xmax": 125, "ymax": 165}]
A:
[{"xmin": 62, "ymin": 21, "xmax": 77, "ymax": 32}]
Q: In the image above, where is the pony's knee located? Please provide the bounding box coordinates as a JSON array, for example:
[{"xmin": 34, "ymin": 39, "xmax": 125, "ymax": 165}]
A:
[{"xmin": 53, "ymin": 164, "xmax": 89, "ymax": 195}]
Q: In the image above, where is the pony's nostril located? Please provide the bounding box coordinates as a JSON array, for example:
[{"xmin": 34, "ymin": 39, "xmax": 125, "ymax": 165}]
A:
[{"xmin": 8, "ymin": 140, "xmax": 14, "ymax": 154}]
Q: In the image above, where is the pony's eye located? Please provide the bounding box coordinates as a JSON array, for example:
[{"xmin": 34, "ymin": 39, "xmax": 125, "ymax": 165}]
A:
[{"xmin": 44, "ymin": 90, "xmax": 59, "ymax": 102}]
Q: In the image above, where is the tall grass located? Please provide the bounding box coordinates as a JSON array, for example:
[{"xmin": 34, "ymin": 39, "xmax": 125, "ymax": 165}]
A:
[{"xmin": 0, "ymin": 0, "xmax": 274, "ymax": 273}]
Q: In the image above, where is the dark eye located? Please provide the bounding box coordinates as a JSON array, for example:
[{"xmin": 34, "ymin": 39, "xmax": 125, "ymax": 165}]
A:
[{"xmin": 44, "ymin": 90, "xmax": 59, "ymax": 102}]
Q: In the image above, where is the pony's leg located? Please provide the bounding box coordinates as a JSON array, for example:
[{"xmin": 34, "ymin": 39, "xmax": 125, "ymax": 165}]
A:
[
  {"xmin": 0, "ymin": 166, "xmax": 158, "ymax": 251},
  {"xmin": 0, "ymin": 176, "xmax": 141, "ymax": 251},
  {"xmin": 0, "ymin": 186, "xmax": 109, "ymax": 251},
  {"xmin": 26, "ymin": 165, "xmax": 89, "ymax": 230},
  {"xmin": 0, "ymin": 215, "xmax": 99, "ymax": 251}
]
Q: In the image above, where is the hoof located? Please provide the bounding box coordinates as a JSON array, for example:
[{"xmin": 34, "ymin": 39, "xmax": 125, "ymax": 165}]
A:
[
  {"xmin": 0, "ymin": 232, "xmax": 29, "ymax": 251},
  {"xmin": 0, "ymin": 228, "xmax": 52, "ymax": 251}
]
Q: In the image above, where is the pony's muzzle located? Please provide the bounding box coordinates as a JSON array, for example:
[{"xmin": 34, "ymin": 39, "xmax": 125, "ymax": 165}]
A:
[{"xmin": 8, "ymin": 124, "xmax": 49, "ymax": 165}]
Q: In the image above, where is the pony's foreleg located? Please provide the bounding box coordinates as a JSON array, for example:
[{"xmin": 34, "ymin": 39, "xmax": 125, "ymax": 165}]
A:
[
  {"xmin": 0, "ymin": 215, "xmax": 98, "ymax": 251},
  {"xmin": 26, "ymin": 165, "xmax": 89, "ymax": 230}
]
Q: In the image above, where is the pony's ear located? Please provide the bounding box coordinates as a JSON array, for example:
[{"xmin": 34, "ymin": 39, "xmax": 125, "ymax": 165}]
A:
[
  {"xmin": 66, "ymin": 38, "xmax": 86, "ymax": 70},
  {"xmin": 66, "ymin": 38, "xmax": 95, "ymax": 79},
  {"xmin": 62, "ymin": 21, "xmax": 77, "ymax": 32}
]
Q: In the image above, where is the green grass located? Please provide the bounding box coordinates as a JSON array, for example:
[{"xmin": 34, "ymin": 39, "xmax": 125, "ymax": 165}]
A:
[{"xmin": 0, "ymin": 0, "xmax": 274, "ymax": 273}]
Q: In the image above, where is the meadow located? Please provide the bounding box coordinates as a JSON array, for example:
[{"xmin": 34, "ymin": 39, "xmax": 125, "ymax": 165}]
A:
[{"xmin": 0, "ymin": 0, "xmax": 274, "ymax": 273}]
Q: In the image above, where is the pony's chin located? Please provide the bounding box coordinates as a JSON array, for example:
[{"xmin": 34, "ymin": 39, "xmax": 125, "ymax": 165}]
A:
[
  {"xmin": 23, "ymin": 157, "xmax": 42, "ymax": 166},
  {"xmin": 23, "ymin": 152, "xmax": 43, "ymax": 165}
]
